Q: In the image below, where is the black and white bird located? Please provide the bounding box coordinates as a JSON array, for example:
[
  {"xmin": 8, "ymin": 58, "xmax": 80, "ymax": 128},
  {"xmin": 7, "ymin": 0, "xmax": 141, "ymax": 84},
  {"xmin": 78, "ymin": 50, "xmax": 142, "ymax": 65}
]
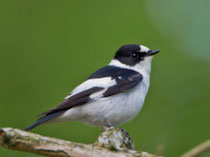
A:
[{"xmin": 24, "ymin": 44, "xmax": 160, "ymax": 131}]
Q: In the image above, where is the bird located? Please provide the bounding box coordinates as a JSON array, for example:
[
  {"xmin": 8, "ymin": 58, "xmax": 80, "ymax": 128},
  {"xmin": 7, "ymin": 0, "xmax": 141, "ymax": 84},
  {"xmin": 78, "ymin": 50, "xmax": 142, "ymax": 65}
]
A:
[{"xmin": 24, "ymin": 44, "xmax": 160, "ymax": 131}]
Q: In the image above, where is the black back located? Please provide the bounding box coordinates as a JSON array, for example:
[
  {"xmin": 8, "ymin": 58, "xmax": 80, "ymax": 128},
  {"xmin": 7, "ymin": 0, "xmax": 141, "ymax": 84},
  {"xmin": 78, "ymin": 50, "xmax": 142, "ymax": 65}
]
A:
[
  {"xmin": 89, "ymin": 65, "xmax": 140, "ymax": 80},
  {"xmin": 89, "ymin": 65, "xmax": 143, "ymax": 97}
]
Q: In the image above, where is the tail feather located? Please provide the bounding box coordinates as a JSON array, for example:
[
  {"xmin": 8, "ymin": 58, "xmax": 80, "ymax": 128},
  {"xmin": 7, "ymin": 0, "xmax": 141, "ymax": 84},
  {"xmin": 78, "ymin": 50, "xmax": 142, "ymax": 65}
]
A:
[{"xmin": 24, "ymin": 110, "xmax": 65, "ymax": 131}]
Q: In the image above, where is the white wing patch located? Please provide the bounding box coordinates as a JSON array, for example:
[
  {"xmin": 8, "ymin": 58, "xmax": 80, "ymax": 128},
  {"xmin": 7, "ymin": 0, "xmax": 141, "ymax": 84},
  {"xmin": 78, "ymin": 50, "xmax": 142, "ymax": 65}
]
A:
[
  {"xmin": 65, "ymin": 77, "xmax": 116, "ymax": 100},
  {"xmin": 89, "ymin": 89, "xmax": 106, "ymax": 99}
]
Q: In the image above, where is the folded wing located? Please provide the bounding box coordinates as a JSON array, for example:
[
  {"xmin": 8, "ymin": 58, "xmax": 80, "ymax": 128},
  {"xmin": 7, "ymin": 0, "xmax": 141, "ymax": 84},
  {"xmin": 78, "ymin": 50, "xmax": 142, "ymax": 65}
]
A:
[{"xmin": 24, "ymin": 66, "xmax": 143, "ymax": 131}]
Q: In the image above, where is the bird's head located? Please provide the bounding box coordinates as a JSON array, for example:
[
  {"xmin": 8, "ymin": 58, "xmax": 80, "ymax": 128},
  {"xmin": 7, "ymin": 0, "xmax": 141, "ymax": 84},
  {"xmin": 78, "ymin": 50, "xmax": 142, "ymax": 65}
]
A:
[
  {"xmin": 114, "ymin": 44, "xmax": 159, "ymax": 66},
  {"xmin": 111, "ymin": 44, "xmax": 160, "ymax": 73}
]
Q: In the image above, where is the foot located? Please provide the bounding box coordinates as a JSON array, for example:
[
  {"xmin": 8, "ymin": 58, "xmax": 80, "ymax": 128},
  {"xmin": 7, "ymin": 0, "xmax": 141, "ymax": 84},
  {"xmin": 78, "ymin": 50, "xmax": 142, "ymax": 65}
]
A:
[
  {"xmin": 103, "ymin": 119, "xmax": 133, "ymax": 143},
  {"xmin": 98, "ymin": 127, "xmax": 135, "ymax": 150},
  {"xmin": 120, "ymin": 128, "xmax": 133, "ymax": 143}
]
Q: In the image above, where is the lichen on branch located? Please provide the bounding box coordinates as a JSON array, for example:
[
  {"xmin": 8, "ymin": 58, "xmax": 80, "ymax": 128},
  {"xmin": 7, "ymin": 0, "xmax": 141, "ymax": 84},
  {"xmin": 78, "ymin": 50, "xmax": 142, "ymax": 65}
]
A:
[{"xmin": 0, "ymin": 127, "xmax": 160, "ymax": 157}]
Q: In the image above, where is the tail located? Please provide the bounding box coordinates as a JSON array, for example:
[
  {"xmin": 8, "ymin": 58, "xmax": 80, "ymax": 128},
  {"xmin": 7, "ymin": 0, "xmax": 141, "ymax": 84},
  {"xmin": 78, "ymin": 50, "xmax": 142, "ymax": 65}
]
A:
[{"xmin": 24, "ymin": 111, "xmax": 65, "ymax": 131}]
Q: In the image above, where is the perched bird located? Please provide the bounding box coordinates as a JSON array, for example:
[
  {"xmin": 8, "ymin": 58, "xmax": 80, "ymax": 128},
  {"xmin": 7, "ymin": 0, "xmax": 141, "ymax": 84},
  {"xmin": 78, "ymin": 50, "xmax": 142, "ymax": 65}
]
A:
[{"xmin": 24, "ymin": 44, "xmax": 160, "ymax": 131}]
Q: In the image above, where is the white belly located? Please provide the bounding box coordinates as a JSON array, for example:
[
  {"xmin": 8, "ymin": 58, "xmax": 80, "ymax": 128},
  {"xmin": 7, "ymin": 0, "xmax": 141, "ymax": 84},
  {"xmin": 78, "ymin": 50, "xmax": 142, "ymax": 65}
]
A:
[{"xmin": 56, "ymin": 76, "xmax": 150, "ymax": 127}]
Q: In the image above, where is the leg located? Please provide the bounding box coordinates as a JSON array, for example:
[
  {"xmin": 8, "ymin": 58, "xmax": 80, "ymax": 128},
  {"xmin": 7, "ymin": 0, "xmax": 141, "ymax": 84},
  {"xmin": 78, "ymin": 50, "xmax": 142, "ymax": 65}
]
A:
[
  {"xmin": 103, "ymin": 119, "xmax": 113, "ymax": 130},
  {"xmin": 100, "ymin": 120, "xmax": 134, "ymax": 150},
  {"xmin": 103, "ymin": 119, "xmax": 133, "ymax": 143},
  {"xmin": 104, "ymin": 119, "xmax": 113, "ymax": 127}
]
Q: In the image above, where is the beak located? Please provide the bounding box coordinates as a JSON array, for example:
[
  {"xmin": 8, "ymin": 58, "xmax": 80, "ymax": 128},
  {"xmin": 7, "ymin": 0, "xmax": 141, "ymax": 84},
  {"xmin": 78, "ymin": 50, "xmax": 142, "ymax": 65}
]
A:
[{"xmin": 147, "ymin": 49, "xmax": 160, "ymax": 56}]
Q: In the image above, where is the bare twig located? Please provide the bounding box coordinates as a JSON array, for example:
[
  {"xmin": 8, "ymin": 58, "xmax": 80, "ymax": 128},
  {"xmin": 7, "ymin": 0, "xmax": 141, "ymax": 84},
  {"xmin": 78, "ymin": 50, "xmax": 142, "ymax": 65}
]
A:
[
  {"xmin": 0, "ymin": 127, "xmax": 160, "ymax": 157},
  {"xmin": 181, "ymin": 140, "xmax": 210, "ymax": 157}
]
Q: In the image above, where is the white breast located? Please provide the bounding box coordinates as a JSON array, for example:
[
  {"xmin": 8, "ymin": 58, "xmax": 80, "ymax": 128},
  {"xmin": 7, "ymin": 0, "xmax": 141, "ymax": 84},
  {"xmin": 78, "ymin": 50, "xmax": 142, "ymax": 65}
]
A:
[{"xmin": 100, "ymin": 70, "xmax": 150, "ymax": 126}]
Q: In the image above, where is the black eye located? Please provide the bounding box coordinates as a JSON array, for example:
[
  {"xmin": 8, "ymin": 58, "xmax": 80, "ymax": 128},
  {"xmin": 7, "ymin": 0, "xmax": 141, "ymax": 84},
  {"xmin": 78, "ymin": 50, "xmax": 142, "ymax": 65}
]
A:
[
  {"xmin": 141, "ymin": 52, "xmax": 147, "ymax": 56},
  {"xmin": 131, "ymin": 52, "xmax": 139, "ymax": 58}
]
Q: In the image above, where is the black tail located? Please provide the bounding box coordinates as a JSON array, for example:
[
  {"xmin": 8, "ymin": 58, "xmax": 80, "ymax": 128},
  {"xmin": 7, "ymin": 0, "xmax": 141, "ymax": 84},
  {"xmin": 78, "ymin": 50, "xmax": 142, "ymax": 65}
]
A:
[{"xmin": 24, "ymin": 111, "xmax": 65, "ymax": 131}]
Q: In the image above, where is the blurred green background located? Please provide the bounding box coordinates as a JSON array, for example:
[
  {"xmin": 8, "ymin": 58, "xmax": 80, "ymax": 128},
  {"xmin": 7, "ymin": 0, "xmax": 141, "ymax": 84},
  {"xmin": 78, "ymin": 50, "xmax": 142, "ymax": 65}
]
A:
[{"xmin": 0, "ymin": 0, "xmax": 209, "ymax": 156}]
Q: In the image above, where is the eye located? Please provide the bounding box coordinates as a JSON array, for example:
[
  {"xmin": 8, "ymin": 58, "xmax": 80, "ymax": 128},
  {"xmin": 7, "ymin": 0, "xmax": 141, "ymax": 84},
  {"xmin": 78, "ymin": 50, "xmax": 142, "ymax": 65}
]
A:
[
  {"xmin": 141, "ymin": 52, "xmax": 147, "ymax": 56},
  {"xmin": 131, "ymin": 52, "xmax": 139, "ymax": 58}
]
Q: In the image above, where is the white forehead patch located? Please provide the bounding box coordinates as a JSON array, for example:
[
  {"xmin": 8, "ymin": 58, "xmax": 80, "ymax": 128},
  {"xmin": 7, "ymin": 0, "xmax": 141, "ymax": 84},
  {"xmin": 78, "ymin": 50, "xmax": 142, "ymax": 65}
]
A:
[{"xmin": 140, "ymin": 45, "xmax": 150, "ymax": 52}]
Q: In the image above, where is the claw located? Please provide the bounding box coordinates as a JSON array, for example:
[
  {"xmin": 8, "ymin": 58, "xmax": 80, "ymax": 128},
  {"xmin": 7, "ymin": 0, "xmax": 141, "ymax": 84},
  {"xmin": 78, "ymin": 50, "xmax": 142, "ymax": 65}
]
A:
[{"xmin": 121, "ymin": 128, "xmax": 133, "ymax": 143}]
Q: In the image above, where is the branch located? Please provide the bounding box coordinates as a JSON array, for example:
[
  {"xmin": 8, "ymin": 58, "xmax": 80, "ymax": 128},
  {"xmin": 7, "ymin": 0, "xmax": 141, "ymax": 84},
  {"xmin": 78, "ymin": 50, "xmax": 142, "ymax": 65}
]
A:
[
  {"xmin": 181, "ymin": 140, "xmax": 210, "ymax": 157},
  {"xmin": 0, "ymin": 127, "xmax": 160, "ymax": 157}
]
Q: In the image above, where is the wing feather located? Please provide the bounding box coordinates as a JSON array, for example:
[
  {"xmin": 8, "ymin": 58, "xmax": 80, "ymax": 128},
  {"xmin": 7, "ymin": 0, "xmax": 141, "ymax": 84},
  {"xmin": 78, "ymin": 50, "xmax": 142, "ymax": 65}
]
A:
[
  {"xmin": 42, "ymin": 66, "xmax": 143, "ymax": 116},
  {"xmin": 24, "ymin": 66, "xmax": 143, "ymax": 131},
  {"xmin": 40, "ymin": 86, "xmax": 104, "ymax": 116}
]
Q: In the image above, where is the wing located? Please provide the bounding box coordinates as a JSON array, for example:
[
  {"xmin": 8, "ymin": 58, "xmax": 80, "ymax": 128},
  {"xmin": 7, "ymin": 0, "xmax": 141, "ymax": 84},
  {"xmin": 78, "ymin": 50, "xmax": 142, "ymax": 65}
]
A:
[
  {"xmin": 41, "ymin": 87, "xmax": 104, "ymax": 116},
  {"xmin": 24, "ymin": 86, "xmax": 104, "ymax": 131},
  {"xmin": 24, "ymin": 66, "xmax": 142, "ymax": 131},
  {"xmin": 47, "ymin": 66, "xmax": 143, "ymax": 114},
  {"xmin": 89, "ymin": 66, "xmax": 143, "ymax": 97}
]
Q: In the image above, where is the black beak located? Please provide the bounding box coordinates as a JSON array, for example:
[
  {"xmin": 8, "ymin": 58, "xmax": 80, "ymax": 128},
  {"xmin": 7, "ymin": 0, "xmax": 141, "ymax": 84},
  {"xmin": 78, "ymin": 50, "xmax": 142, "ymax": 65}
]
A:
[{"xmin": 147, "ymin": 49, "xmax": 160, "ymax": 56}]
